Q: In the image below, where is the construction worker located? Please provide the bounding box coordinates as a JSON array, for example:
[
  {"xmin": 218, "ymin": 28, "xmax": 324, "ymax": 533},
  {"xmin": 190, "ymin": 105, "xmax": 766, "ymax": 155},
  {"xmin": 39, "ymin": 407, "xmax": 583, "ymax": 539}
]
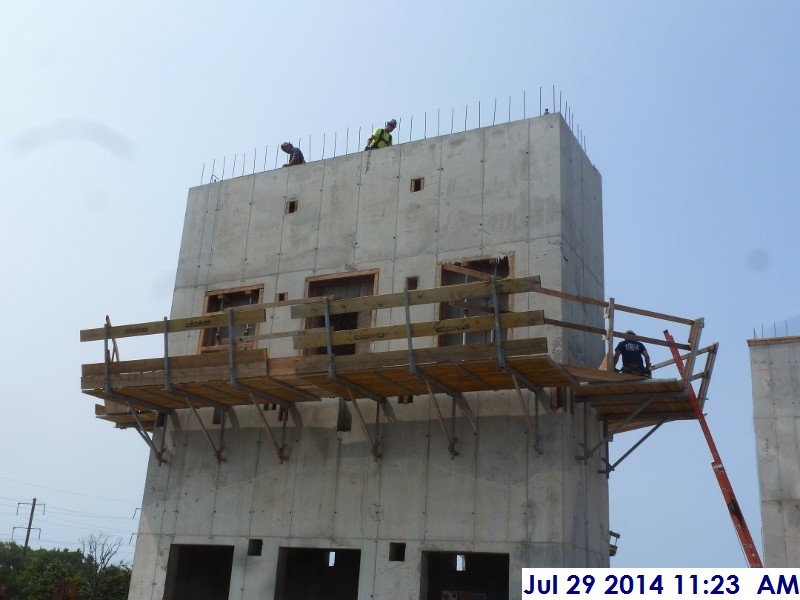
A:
[
  {"xmin": 280, "ymin": 142, "xmax": 305, "ymax": 167},
  {"xmin": 613, "ymin": 330, "xmax": 652, "ymax": 377},
  {"xmin": 365, "ymin": 119, "xmax": 397, "ymax": 150}
]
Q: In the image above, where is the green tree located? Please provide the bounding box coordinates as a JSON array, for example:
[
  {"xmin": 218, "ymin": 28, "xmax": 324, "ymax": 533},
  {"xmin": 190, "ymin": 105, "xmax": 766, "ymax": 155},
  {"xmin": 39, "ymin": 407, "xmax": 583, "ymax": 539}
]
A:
[
  {"xmin": 0, "ymin": 541, "xmax": 25, "ymax": 599},
  {"xmin": 18, "ymin": 547, "xmax": 83, "ymax": 600}
]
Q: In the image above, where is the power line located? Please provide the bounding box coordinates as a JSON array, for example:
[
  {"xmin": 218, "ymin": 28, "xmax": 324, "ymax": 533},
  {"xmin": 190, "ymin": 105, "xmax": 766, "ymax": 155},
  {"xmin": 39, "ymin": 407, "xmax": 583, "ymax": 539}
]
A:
[{"xmin": 0, "ymin": 476, "xmax": 131, "ymax": 503}]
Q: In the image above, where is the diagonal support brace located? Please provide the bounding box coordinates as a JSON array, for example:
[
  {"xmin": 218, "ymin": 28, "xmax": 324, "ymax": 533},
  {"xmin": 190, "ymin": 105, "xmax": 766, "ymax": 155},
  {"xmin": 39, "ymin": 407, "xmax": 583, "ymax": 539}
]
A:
[
  {"xmin": 599, "ymin": 417, "xmax": 670, "ymax": 475},
  {"xmin": 577, "ymin": 396, "xmax": 656, "ymax": 461}
]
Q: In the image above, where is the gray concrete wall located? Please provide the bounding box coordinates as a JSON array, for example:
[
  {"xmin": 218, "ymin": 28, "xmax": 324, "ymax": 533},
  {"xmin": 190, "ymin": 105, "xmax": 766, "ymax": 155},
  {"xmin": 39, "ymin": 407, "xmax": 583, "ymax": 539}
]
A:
[
  {"xmin": 749, "ymin": 337, "xmax": 800, "ymax": 567},
  {"xmin": 128, "ymin": 114, "xmax": 608, "ymax": 600}
]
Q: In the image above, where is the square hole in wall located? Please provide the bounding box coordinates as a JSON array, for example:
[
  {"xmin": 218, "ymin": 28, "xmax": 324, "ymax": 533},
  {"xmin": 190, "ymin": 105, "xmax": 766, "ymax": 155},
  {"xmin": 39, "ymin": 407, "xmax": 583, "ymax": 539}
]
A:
[
  {"xmin": 405, "ymin": 276, "xmax": 418, "ymax": 291},
  {"xmin": 248, "ymin": 539, "xmax": 263, "ymax": 556},
  {"xmin": 389, "ymin": 542, "xmax": 406, "ymax": 562},
  {"xmin": 275, "ymin": 292, "xmax": 288, "ymax": 302},
  {"xmin": 285, "ymin": 200, "xmax": 298, "ymax": 214},
  {"xmin": 410, "ymin": 178, "xmax": 424, "ymax": 193},
  {"xmin": 212, "ymin": 407, "xmax": 223, "ymax": 425},
  {"xmin": 397, "ymin": 395, "xmax": 413, "ymax": 405}
]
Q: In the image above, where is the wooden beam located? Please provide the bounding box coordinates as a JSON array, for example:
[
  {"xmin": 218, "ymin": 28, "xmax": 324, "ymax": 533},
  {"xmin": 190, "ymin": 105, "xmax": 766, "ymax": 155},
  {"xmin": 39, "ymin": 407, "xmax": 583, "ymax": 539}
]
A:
[
  {"xmin": 294, "ymin": 309, "xmax": 545, "ymax": 349},
  {"xmin": 440, "ymin": 262, "xmax": 493, "ymax": 280},
  {"xmin": 290, "ymin": 276, "xmax": 541, "ymax": 319},
  {"xmin": 81, "ymin": 308, "xmax": 266, "ymax": 342},
  {"xmin": 294, "ymin": 337, "xmax": 548, "ymax": 375}
]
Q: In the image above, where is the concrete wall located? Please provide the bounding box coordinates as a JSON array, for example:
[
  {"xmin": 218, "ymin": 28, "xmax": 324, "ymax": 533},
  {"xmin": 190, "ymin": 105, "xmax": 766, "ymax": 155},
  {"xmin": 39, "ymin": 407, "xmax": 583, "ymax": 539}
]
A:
[
  {"xmin": 749, "ymin": 336, "xmax": 800, "ymax": 567},
  {"xmin": 128, "ymin": 114, "xmax": 608, "ymax": 600}
]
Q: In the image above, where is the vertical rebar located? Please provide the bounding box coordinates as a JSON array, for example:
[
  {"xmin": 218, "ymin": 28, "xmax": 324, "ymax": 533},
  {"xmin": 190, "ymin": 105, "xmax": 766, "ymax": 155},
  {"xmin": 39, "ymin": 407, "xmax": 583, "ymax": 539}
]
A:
[
  {"xmin": 231, "ymin": 154, "xmax": 236, "ymax": 178},
  {"xmin": 559, "ymin": 90, "xmax": 562, "ymax": 114},
  {"xmin": 409, "ymin": 116, "xmax": 413, "ymax": 142},
  {"xmin": 492, "ymin": 98, "xmax": 497, "ymax": 125},
  {"xmin": 211, "ymin": 158, "xmax": 216, "ymax": 180},
  {"xmin": 221, "ymin": 156, "xmax": 226, "ymax": 181},
  {"xmin": 424, "ymin": 112, "xmax": 427, "ymax": 139},
  {"xmin": 464, "ymin": 105, "xmax": 468, "ymax": 131},
  {"xmin": 274, "ymin": 147, "xmax": 279, "ymax": 169},
  {"xmin": 450, "ymin": 107, "xmax": 454, "ymax": 133},
  {"xmin": 200, "ymin": 163, "xmax": 205, "ymax": 185},
  {"xmin": 358, "ymin": 126, "xmax": 361, "ymax": 150},
  {"xmin": 242, "ymin": 153, "xmax": 245, "ymax": 176},
  {"xmin": 345, "ymin": 127, "xmax": 349, "ymax": 154},
  {"xmin": 263, "ymin": 146, "xmax": 268, "ymax": 171},
  {"xmin": 322, "ymin": 132, "xmax": 327, "ymax": 159}
]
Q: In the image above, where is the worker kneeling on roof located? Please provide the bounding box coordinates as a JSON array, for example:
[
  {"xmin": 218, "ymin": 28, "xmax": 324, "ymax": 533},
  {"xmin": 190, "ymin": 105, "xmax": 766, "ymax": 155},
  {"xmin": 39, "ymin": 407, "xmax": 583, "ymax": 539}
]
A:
[{"xmin": 613, "ymin": 330, "xmax": 652, "ymax": 377}]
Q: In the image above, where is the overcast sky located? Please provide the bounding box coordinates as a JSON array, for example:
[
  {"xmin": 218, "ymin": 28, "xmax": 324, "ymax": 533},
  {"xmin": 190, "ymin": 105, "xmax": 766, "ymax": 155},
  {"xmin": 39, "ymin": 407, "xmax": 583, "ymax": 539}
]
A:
[{"xmin": 1, "ymin": 1, "xmax": 798, "ymax": 567}]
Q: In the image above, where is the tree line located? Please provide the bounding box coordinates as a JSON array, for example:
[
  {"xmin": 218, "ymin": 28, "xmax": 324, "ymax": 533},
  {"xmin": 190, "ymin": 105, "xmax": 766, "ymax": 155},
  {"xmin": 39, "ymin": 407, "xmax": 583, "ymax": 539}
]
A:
[{"xmin": 0, "ymin": 534, "xmax": 130, "ymax": 600}]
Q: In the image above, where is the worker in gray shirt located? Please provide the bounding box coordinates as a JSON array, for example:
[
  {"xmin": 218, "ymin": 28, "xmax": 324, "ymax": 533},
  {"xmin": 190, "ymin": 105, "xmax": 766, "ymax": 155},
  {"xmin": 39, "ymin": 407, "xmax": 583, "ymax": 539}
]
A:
[{"xmin": 280, "ymin": 142, "xmax": 305, "ymax": 167}]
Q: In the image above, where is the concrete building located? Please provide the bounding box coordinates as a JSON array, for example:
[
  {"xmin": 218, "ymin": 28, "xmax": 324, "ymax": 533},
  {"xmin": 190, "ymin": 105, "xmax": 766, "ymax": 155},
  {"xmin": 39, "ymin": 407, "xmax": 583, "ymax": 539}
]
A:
[
  {"xmin": 80, "ymin": 110, "xmax": 720, "ymax": 598},
  {"xmin": 749, "ymin": 335, "xmax": 800, "ymax": 567}
]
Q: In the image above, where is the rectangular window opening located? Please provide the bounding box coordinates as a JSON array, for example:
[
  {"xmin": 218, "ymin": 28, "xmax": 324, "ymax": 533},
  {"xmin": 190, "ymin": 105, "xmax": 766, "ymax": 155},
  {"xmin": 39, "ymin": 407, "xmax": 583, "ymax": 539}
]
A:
[
  {"xmin": 275, "ymin": 292, "xmax": 288, "ymax": 302},
  {"xmin": 389, "ymin": 542, "xmax": 406, "ymax": 562},
  {"xmin": 285, "ymin": 200, "xmax": 298, "ymax": 214},
  {"xmin": 274, "ymin": 547, "xmax": 361, "ymax": 600},
  {"xmin": 438, "ymin": 257, "xmax": 510, "ymax": 347},
  {"xmin": 336, "ymin": 398, "xmax": 352, "ymax": 432},
  {"xmin": 248, "ymin": 539, "xmax": 263, "ymax": 557},
  {"xmin": 199, "ymin": 285, "xmax": 263, "ymax": 353},
  {"xmin": 305, "ymin": 270, "xmax": 378, "ymax": 356},
  {"xmin": 410, "ymin": 177, "xmax": 424, "ymax": 193},
  {"xmin": 164, "ymin": 544, "xmax": 235, "ymax": 600},
  {"xmin": 421, "ymin": 551, "xmax": 508, "ymax": 600},
  {"xmin": 405, "ymin": 276, "xmax": 419, "ymax": 291},
  {"xmin": 397, "ymin": 395, "xmax": 413, "ymax": 405}
]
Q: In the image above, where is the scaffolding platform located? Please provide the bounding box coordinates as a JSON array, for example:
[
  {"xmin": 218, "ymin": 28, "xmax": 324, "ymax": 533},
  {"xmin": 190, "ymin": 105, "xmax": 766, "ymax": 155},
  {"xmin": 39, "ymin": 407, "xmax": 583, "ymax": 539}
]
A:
[{"xmin": 81, "ymin": 276, "xmax": 714, "ymax": 444}]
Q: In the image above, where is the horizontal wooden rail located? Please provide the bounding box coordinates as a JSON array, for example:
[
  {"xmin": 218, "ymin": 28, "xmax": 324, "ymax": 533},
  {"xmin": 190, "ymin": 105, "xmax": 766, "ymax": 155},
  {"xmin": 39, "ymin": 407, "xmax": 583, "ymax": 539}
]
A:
[
  {"xmin": 542, "ymin": 318, "xmax": 692, "ymax": 351},
  {"xmin": 536, "ymin": 287, "xmax": 694, "ymax": 325},
  {"xmin": 295, "ymin": 310, "xmax": 545, "ymax": 349},
  {"xmin": 81, "ymin": 308, "xmax": 265, "ymax": 342},
  {"xmin": 290, "ymin": 276, "xmax": 541, "ymax": 319}
]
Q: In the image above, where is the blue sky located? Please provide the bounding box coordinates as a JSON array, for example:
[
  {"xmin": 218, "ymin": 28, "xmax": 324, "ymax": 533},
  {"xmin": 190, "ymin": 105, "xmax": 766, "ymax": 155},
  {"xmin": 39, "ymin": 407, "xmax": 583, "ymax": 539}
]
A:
[{"xmin": 1, "ymin": 1, "xmax": 798, "ymax": 567}]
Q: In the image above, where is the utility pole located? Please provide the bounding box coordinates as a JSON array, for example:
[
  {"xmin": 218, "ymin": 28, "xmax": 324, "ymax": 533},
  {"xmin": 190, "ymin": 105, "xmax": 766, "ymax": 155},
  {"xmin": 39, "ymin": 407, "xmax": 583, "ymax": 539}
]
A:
[{"xmin": 18, "ymin": 497, "xmax": 38, "ymax": 563}]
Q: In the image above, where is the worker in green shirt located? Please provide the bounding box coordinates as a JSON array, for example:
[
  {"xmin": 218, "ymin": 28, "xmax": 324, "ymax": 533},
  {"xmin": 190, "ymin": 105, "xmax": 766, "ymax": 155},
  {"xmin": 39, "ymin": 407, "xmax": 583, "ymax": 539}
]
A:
[{"xmin": 365, "ymin": 119, "xmax": 397, "ymax": 150}]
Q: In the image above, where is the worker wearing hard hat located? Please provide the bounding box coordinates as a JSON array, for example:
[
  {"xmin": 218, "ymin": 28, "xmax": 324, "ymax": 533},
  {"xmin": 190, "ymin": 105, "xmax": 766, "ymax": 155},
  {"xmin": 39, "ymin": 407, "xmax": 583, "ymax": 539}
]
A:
[{"xmin": 365, "ymin": 119, "xmax": 397, "ymax": 150}]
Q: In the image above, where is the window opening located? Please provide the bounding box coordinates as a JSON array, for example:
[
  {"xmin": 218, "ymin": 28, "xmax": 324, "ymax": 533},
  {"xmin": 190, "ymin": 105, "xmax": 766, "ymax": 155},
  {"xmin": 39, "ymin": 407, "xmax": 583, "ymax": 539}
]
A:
[
  {"xmin": 439, "ymin": 257, "xmax": 510, "ymax": 346},
  {"xmin": 421, "ymin": 551, "xmax": 508, "ymax": 600},
  {"xmin": 306, "ymin": 271, "xmax": 378, "ymax": 356},
  {"xmin": 410, "ymin": 177, "xmax": 424, "ymax": 192},
  {"xmin": 455, "ymin": 554, "xmax": 466, "ymax": 572},
  {"xmin": 200, "ymin": 285, "xmax": 263, "ymax": 353},
  {"xmin": 275, "ymin": 292, "xmax": 288, "ymax": 302},
  {"xmin": 274, "ymin": 547, "xmax": 361, "ymax": 600},
  {"xmin": 405, "ymin": 275, "xmax": 419, "ymax": 290},
  {"xmin": 285, "ymin": 200, "xmax": 298, "ymax": 214},
  {"xmin": 389, "ymin": 542, "xmax": 406, "ymax": 562},
  {"xmin": 336, "ymin": 398, "xmax": 352, "ymax": 432},
  {"xmin": 248, "ymin": 539, "xmax": 263, "ymax": 557},
  {"xmin": 397, "ymin": 395, "xmax": 413, "ymax": 405},
  {"xmin": 163, "ymin": 544, "xmax": 235, "ymax": 600}
]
